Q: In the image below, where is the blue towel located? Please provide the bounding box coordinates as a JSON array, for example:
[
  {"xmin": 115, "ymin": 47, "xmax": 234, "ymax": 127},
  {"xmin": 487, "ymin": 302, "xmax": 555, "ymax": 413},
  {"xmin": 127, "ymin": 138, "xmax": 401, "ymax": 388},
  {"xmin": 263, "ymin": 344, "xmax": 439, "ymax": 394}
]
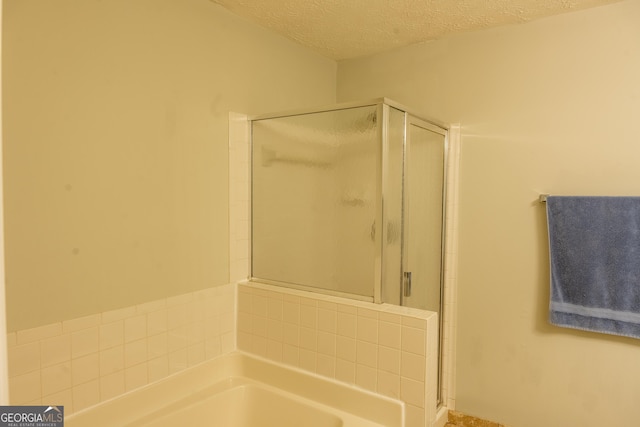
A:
[{"xmin": 546, "ymin": 196, "xmax": 640, "ymax": 339}]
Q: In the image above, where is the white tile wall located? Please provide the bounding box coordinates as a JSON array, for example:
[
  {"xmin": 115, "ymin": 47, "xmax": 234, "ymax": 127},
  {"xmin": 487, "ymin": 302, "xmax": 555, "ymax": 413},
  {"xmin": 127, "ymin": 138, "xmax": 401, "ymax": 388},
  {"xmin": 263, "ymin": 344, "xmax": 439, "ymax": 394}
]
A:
[
  {"xmin": 228, "ymin": 112, "xmax": 251, "ymax": 284},
  {"xmin": 238, "ymin": 282, "xmax": 438, "ymax": 427},
  {"xmin": 6, "ymin": 283, "xmax": 235, "ymax": 414}
]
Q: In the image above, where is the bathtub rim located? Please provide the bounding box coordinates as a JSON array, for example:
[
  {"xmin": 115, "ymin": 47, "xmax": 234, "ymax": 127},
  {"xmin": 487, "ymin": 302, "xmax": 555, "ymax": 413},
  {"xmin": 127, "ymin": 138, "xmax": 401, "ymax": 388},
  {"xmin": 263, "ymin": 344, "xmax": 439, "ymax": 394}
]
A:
[
  {"xmin": 124, "ymin": 376, "xmax": 348, "ymax": 427},
  {"xmin": 65, "ymin": 350, "xmax": 404, "ymax": 427}
]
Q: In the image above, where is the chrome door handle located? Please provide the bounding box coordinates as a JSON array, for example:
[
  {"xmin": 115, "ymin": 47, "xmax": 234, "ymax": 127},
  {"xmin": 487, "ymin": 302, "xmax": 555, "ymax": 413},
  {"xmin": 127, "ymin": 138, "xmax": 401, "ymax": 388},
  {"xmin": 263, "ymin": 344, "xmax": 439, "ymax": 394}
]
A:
[{"xmin": 403, "ymin": 271, "xmax": 412, "ymax": 297}]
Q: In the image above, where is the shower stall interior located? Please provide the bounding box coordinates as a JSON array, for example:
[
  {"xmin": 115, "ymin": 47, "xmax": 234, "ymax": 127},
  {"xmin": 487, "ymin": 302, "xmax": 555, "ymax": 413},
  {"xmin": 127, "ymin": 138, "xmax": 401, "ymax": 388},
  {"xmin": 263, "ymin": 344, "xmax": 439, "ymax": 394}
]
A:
[{"xmin": 251, "ymin": 98, "xmax": 448, "ymax": 312}]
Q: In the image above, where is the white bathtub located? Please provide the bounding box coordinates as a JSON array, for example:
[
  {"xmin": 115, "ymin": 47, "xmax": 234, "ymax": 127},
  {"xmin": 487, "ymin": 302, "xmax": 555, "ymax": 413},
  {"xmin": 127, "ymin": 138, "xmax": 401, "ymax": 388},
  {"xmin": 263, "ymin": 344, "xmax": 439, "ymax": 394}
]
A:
[{"xmin": 66, "ymin": 352, "xmax": 404, "ymax": 427}]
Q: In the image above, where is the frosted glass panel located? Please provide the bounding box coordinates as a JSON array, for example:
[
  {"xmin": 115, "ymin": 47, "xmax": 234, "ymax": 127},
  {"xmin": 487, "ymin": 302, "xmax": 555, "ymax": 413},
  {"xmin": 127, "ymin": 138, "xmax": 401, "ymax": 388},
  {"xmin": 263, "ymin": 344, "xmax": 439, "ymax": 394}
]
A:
[
  {"xmin": 403, "ymin": 122, "xmax": 446, "ymax": 311},
  {"xmin": 252, "ymin": 106, "xmax": 378, "ymax": 298}
]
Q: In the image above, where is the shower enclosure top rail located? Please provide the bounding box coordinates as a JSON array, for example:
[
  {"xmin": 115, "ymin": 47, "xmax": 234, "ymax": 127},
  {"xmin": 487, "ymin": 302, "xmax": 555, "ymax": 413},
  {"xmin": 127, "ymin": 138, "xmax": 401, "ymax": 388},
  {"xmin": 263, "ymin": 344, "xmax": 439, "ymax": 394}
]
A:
[{"xmin": 249, "ymin": 97, "xmax": 450, "ymax": 131}]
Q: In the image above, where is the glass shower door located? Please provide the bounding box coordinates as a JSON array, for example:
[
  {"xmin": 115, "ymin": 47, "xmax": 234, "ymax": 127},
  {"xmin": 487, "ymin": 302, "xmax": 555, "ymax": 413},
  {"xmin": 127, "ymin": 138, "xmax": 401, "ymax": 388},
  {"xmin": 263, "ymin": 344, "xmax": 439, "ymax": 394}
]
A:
[{"xmin": 402, "ymin": 117, "xmax": 446, "ymax": 312}]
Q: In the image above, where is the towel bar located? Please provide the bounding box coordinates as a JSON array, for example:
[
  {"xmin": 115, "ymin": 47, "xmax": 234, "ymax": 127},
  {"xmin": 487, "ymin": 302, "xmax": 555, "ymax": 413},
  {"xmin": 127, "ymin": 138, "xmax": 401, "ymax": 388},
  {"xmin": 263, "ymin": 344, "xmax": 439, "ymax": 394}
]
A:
[{"xmin": 539, "ymin": 194, "xmax": 549, "ymax": 203}]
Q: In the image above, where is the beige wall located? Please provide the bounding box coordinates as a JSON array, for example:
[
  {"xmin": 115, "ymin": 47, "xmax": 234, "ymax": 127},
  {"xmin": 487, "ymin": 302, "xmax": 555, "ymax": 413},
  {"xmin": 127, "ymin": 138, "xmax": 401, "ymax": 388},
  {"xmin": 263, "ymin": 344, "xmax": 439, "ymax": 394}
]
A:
[
  {"xmin": 338, "ymin": 1, "xmax": 640, "ymax": 426},
  {"xmin": 2, "ymin": 0, "xmax": 336, "ymax": 332}
]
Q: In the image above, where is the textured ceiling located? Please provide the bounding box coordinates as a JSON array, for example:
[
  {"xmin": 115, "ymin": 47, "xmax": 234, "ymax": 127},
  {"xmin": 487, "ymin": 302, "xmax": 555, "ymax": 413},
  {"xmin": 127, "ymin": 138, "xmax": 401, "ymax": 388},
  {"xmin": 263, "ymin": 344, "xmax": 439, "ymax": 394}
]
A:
[{"xmin": 211, "ymin": 0, "xmax": 621, "ymax": 59}]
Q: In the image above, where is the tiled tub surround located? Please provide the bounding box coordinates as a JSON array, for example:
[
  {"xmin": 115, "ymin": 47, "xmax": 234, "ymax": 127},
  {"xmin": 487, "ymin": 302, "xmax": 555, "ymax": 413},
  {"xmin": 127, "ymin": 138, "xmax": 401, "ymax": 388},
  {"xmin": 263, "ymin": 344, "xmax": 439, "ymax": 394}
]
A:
[
  {"xmin": 2, "ymin": 112, "xmax": 456, "ymax": 422},
  {"xmin": 5, "ymin": 283, "xmax": 235, "ymax": 414},
  {"xmin": 238, "ymin": 281, "xmax": 439, "ymax": 427}
]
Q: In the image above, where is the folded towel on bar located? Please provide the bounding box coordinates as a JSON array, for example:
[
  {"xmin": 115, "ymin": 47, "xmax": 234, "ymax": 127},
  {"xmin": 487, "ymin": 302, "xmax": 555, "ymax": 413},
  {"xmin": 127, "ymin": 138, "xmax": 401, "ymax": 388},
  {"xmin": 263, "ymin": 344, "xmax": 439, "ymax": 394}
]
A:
[{"xmin": 546, "ymin": 196, "xmax": 640, "ymax": 339}]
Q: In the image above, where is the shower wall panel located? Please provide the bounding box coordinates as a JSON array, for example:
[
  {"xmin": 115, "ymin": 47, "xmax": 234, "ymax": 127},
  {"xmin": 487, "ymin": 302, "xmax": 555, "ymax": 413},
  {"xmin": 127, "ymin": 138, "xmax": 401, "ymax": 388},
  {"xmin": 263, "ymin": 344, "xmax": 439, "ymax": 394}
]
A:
[{"xmin": 252, "ymin": 106, "xmax": 378, "ymax": 298}]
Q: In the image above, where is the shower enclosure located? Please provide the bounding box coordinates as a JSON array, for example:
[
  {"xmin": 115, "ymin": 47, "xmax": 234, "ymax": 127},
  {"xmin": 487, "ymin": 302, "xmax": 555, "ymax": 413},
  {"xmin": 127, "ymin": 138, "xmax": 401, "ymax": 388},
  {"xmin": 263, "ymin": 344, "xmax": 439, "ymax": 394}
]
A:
[{"xmin": 250, "ymin": 98, "xmax": 448, "ymax": 313}]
